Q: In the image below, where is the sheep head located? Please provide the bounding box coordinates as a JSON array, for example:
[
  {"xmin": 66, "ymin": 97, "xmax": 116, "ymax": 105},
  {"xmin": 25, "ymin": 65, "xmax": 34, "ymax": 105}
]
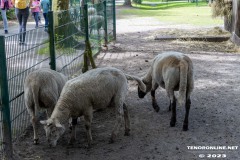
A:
[{"xmin": 40, "ymin": 118, "xmax": 65, "ymax": 147}]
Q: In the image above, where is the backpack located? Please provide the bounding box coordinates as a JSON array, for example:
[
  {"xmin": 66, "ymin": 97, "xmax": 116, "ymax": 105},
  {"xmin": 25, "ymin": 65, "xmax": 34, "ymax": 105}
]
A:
[{"xmin": 15, "ymin": 0, "xmax": 27, "ymax": 9}]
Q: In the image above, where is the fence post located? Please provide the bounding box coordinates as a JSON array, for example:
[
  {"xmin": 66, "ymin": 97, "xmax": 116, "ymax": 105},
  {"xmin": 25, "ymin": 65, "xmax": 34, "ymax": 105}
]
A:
[
  {"xmin": 0, "ymin": 36, "xmax": 13, "ymax": 159},
  {"xmin": 103, "ymin": 1, "xmax": 108, "ymax": 45},
  {"xmin": 48, "ymin": 11, "xmax": 56, "ymax": 70},
  {"xmin": 82, "ymin": 4, "xmax": 89, "ymax": 73},
  {"xmin": 113, "ymin": 0, "xmax": 116, "ymax": 40}
]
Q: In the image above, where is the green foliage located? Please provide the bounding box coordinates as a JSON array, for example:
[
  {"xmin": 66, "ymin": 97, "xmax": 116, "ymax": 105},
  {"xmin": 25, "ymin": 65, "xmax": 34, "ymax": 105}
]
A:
[
  {"xmin": 133, "ymin": 0, "xmax": 142, "ymax": 5},
  {"xmin": 0, "ymin": 9, "xmax": 16, "ymax": 20},
  {"xmin": 132, "ymin": 1, "xmax": 208, "ymax": 10},
  {"xmin": 118, "ymin": 3, "xmax": 222, "ymax": 26}
]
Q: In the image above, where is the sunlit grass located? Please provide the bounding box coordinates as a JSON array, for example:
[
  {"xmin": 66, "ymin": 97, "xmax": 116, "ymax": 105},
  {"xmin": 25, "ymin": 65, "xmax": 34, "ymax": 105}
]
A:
[{"xmin": 118, "ymin": 2, "xmax": 223, "ymax": 27}]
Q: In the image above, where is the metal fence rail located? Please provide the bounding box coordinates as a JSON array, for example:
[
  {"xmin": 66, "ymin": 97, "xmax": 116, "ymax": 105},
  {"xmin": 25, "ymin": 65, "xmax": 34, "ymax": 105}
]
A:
[{"xmin": 0, "ymin": 0, "xmax": 116, "ymax": 159}]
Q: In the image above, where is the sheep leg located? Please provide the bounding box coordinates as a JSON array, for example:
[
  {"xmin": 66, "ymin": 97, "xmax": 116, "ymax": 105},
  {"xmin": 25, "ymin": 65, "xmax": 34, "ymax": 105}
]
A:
[
  {"xmin": 183, "ymin": 98, "xmax": 191, "ymax": 131},
  {"xmin": 110, "ymin": 103, "xmax": 124, "ymax": 143},
  {"xmin": 168, "ymin": 100, "xmax": 171, "ymax": 111},
  {"xmin": 46, "ymin": 108, "xmax": 53, "ymax": 118},
  {"xmin": 69, "ymin": 117, "xmax": 77, "ymax": 144},
  {"xmin": 84, "ymin": 114, "xmax": 93, "ymax": 147},
  {"xmin": 123, "ymin": 103, "xmax": 130, "ymax": 136},
  {"xmin": 151, "ymin": 90, "xmax": 159, "ymax": 112},
  {"xmin": 31, "ymin": 114, "xmax": 39, "ymax": 144},
  {"xmin": 90, "ymin": 28, "xmax": 92, "ymax": 35},
  {"xmin": 170, "ymin": 96, "xmax": 177, "ymax": 127}
]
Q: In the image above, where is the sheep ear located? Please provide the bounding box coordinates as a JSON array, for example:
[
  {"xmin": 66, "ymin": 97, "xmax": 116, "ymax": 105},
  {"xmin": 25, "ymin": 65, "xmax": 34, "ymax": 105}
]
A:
[
  {"xmin": 40, "ymin": 119, "xmax": 53, "ymax": 126},
  {"xmin": 40, "ymin": 120, "xmax": 48, "ymax": 125},
  {"xmin": 55, "ymin": 122, "xmax": 63, "ymax": 128}
]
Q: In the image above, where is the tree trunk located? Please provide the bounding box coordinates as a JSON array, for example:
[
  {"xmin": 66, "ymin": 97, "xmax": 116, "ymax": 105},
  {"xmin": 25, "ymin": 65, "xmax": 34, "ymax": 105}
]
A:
[{"xmin": 52, "ymin": 0, "xmax": 69, "ymax": 11}]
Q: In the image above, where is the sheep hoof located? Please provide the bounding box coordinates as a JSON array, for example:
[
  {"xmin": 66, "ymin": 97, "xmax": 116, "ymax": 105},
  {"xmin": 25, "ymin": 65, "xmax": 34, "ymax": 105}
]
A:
[
  {"xmin": 109, "ymin": 134, "xmax": 116, "ymax": 144},
  {"xmin": 69, "ymin": 126, "xmax": 73, "ymax": 131},
  {"xmin": 170, "ymin": 121, "xmax": 176, "ymax": 127},
  {"xmin": 183, "ymin": 125, "xmax": 188, "ymax": 131},
  {"xmin": 124, "ymin": 130, "xmax": 130, "ymax": 136},
  {"xmin": 109, "ymin": 138, "xmax": 114, "ymax": 144},
  {"xmin": 154, "ymin": 106, "xmax": 160, "ymax": 112},
  {"xmin": 85, "ymin": 143, "xmax": 92, "ymax": 149},
  {"xmin": 33, "ymin": 138, "xmax": 39, "ymax": 145},
  {"xmin": 68, "ymin": 138, "xmax": 76, "ymax": 145}
]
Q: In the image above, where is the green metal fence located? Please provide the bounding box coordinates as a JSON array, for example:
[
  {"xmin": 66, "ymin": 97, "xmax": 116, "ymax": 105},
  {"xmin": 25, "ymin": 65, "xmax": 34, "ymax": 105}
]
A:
[{"xmin": 0, "ymin": 0, "xmax": 116, "ymax": 159}]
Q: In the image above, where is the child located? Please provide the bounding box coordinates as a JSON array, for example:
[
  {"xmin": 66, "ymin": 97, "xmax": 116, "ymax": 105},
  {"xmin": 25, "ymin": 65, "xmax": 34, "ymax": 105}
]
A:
[
  {"xmin": 40, "ymin": 0, "xmax": 49, "ymax": 31},
  {"xmin": 30, "ymin": 0, "xmax": 40, "ymax": 28},
  {"xmin": 0, "ymin": 0, "xmax": 13, "ymax": 34}
]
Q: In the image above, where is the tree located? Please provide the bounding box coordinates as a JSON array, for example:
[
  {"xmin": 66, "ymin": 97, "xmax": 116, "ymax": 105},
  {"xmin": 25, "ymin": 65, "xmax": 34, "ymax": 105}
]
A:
[{"xmin": 124, "ymin": 0, "xmax": 131, "ymax": 6}]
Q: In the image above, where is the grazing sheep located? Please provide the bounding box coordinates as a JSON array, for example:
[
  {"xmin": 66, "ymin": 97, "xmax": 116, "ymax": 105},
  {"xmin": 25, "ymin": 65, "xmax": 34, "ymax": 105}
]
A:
[
  {"xmin": 89, "ymin": 15, "xmax": 104, "ymax": 35},
  {"xmin": 88, "ymin": 7, "xmax": 97, "ymax": 16},
  {"xmin": 40, "ymin": 67, "xmax": 146, "ymax": 147},
  {"xmin": 138, "ymin": 51, "xmax": 194, "ymax": 131},
  {"xmin": 24, "ymin": 68, "xmax": 68, "ymax": 144}
]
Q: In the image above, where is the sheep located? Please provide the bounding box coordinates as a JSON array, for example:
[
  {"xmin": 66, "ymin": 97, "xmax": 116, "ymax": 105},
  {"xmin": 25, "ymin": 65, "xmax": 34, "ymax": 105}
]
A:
[
  {"xmin": 88, "ymin": 7, "xmax": 97, "ymax": 16},
  {"xmin": 89, "ymin": 15, "xmax": 104, "ymax": 35},
  {"xmin": 24, "ymin": 68, "xmax": 68, "ymax": 144},
  {"xmin": 137, "ymin": 51, "xmax": 194, "ymax": 131},
  {"xmin": 40, "ymin": 67, "xmax": 146, "ymax": 147}
]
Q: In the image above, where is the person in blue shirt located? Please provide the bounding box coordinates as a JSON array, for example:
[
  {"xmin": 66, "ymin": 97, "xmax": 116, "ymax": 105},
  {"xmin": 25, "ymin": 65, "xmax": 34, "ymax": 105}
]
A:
[{"xmin": 40, "ymin": 0, "xmax": 49, "ymax": 31}]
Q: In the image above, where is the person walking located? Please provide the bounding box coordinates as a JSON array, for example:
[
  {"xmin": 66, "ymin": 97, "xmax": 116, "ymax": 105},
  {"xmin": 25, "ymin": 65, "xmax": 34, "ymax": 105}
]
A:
[
  {"xmin": 40, "ymin": 0, "xmax": 49, "ymax": 31},
  {"xmin": 12, "ymin": 0, "xmax": 30, "ymax": 45},
  {"xmin": 30, "ymin": 0, "xmax": 40, "ymax": 28},
  {"xmin": 0, "ymin": 0, "xmax": 13, "ymax": 34}
]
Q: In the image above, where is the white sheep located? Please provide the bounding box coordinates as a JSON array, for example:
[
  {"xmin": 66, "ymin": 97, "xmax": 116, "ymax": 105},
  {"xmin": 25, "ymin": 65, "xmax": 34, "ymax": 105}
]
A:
[
  {"xmin": 89, "ymin": 15, "xmax": 104, "ymax": 35},
  {"xmin": 137, "ymin": 51, "xmax": 194, "ymax": 131},
  {"xmin": 40, "ymin": 67, "xmax": 146, "ymax": 147},
  {"xmin": 88, "ymin": 7, "xmax": 97, "ymax": 16},
  {"xmin": 24, "ymin": 68, "xmax": 68, "ymax": 144}
]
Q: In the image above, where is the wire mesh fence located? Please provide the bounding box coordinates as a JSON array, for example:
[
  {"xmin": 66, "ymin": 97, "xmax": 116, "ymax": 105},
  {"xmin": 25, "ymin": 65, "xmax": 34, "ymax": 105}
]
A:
[
  {"xmin": 53, "ymin": 7, "xmax": 85, "ymax": 77},
  {"xmin": 0, "ymin": 0, "xmax": 116, "ymax": 158}
]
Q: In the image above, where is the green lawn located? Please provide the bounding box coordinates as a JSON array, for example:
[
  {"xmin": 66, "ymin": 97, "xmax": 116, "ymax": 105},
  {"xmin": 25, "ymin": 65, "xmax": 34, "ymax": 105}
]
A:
[{"xmin": 118, "ymin": 2, "xmax": 223, "ymax": 27}]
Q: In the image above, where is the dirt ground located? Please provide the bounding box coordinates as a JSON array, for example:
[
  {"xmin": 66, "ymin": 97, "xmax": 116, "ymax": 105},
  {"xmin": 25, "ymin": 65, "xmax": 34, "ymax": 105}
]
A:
[{"xmin": 13, "ymin": 7, "xmax": 240, "ymax": 160}]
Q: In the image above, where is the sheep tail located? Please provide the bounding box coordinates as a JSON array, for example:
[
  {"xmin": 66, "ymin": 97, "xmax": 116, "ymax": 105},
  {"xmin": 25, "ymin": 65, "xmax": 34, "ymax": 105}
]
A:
[
  {"xmin": 124, "ymin": 74, "xmax": 146, "ymax": 92},
  {"xmin": 31, "ymin": 83, "xmax": 40, "ymax": 116},
  {"xmin": 178, "ymin": 60, "xmax": 188, "ymax": 106}
]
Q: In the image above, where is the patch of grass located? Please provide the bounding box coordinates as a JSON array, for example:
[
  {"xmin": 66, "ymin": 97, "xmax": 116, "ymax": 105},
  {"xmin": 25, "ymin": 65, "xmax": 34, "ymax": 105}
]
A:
[
  {"xmin": 132, "ymin": 1, "xmax": 208, "ymax": 10},
  {"xmin": 38, "ymin": 43, "xmax": 50, "ymax": 55},
  {"xmin": 118, "ymin": 2, "xmax": 222, "ymax": 27}
]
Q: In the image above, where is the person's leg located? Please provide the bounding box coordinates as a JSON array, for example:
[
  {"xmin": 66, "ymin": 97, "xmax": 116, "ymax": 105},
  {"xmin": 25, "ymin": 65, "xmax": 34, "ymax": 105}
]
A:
[
  {"xmin": 33, "ymin": 12, "xmax": 39, "ymax": 28},
  {"xmin": 1, "ymin": 9, "xmax": 8, "ymax": 33},
  {"xmin": 43, "ymin": 13, "xmax": 47, "ymax": 28},
  {"xmin": 45, "ymin": 13, "xmax": 49, "ymax": 28},
  {"xmin": 15, "ymin": 8, "xmax": 23, "ymax": 43},
  {"xmin": 22, "ymin": 7, "xmax": 29, "ymax": 43},
  {"xmin": 38, "ymin": 13, "xmax": 41, "ymax": 23}
]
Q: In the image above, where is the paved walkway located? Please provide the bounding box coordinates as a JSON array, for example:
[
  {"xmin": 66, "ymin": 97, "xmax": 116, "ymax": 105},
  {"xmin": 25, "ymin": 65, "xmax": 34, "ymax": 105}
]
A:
[{"xmin": 0, "ymin": 14, "xmax": 45, "ymax": 36}]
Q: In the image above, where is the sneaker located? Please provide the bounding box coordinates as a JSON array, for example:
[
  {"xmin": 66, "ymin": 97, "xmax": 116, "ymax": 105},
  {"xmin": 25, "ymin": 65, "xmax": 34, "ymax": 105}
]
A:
[{"xmin": 5, "ymin": 30, "xmax": 8, "ymax": 34}]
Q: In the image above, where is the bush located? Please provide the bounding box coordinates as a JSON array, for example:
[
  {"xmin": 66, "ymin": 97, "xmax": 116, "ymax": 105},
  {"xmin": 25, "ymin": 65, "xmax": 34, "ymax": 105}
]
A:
[
  {"xmin": 0, "ymin": 8, "xmax": 16, "ymax": 20},
  {"xmin": 133, "ymin": 0, "xmax": 142, "ymax": 4}
]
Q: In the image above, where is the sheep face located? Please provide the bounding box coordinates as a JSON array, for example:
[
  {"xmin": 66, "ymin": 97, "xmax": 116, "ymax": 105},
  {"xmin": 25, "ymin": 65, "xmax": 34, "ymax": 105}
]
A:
[{"xmin": 40, "ymin": 119, "xmax": 65, "ymax": 147}]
